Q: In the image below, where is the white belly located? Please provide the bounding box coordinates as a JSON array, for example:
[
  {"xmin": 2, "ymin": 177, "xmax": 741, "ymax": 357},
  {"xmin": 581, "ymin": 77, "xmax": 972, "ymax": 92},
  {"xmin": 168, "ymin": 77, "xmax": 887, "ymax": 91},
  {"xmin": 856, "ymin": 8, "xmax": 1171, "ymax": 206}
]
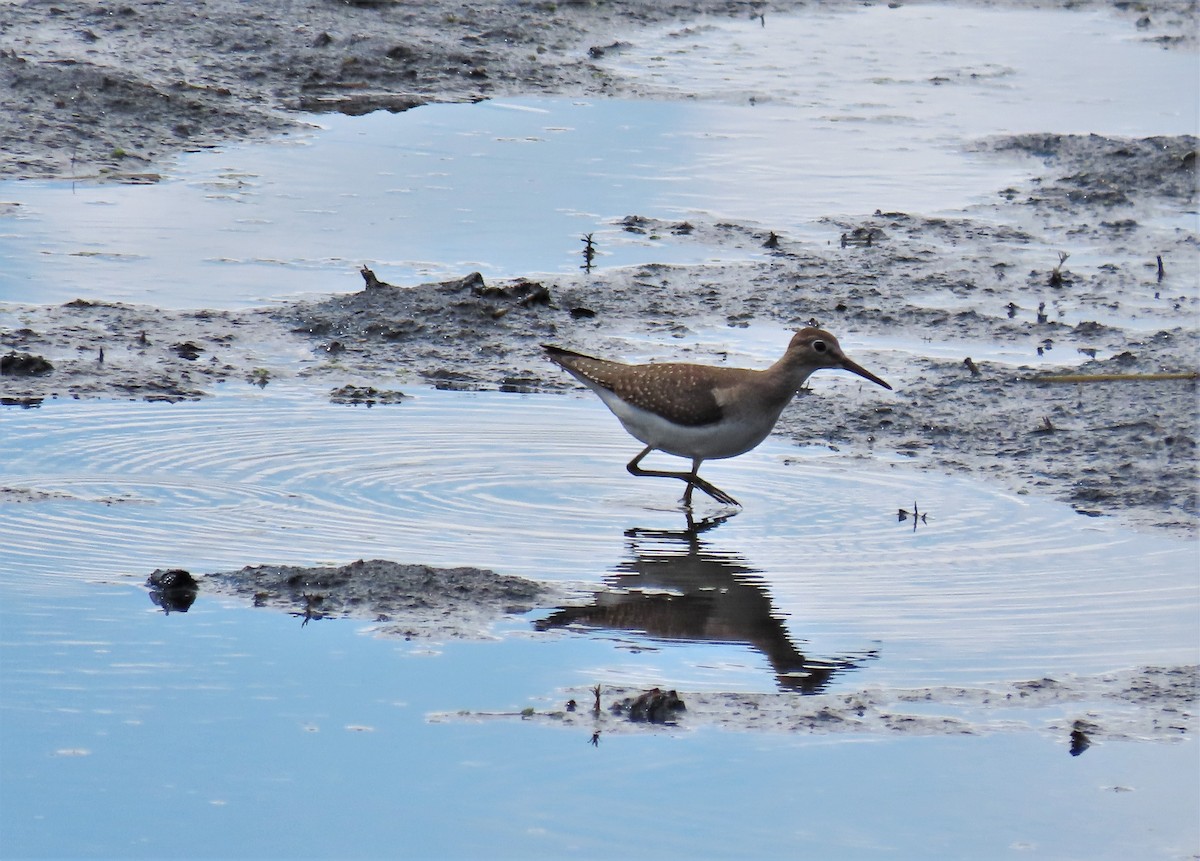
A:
[{"xmin": 597, "ymin": 388, "xmax": 786, "ymax": 461}]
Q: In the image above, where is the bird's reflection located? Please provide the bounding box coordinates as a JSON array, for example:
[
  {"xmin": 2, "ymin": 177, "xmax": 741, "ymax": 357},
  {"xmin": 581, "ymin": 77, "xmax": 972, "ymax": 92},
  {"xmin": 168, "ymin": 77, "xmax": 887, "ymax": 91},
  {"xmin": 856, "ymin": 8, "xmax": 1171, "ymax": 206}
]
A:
[{"xmin": 537, "ymin": 511, "xmax": 875, "ymax": 692}]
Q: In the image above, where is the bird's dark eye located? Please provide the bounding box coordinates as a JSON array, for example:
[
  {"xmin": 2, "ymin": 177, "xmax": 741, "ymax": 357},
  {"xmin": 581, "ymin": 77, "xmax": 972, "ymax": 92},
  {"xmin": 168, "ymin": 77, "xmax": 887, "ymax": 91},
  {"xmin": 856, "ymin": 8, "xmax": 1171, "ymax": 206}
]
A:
[{"xmin": 813, "ymin": 340, "xmax": 827, "ymax": 353}]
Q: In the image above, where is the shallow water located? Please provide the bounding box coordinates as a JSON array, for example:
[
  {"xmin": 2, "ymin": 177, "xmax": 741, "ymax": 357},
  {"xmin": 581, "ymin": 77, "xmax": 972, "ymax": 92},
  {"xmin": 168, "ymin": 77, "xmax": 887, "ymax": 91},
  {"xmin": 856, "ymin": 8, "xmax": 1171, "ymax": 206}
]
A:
[
  {"xmin": 1, "ymin": 592, "xmax": 1196, "ymax": 861},
  {"xmin": 2, "ymin": 386, "xmax": 1198, "ymax": 857},
  {"xmin": 0, "ymin": 6, "xmax": 1194, "ymax": 309},
  {"xmin": 0, "ymin": 95, "xmax": 1021, "ymax": 308},
  {"xmin": 611, "ymin": 5, "xmax": 1197, "ymax": 136},
  {"xmin": 2, "ymin": 587, "xmax": 1195, "ymax": 860},
  {"xmin": 4, "ymin": 386, "xmax": 1196, "ymax": 688}
]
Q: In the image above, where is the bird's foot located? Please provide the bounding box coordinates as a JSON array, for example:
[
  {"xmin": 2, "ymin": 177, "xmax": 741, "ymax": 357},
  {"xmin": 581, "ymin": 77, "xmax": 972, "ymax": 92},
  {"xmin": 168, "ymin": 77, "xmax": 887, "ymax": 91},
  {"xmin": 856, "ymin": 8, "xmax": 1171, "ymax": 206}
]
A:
[{"xmin": 685, "ymin": 477, "xmax": 740, "ymax": 508}]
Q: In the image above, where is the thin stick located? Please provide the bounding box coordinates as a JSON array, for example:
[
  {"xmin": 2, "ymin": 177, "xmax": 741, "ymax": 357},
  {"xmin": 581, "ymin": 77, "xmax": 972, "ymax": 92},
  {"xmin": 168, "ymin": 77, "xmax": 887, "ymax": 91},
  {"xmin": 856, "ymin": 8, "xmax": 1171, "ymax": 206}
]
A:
[{"xmin": 1031, "ymin": 372, "xmax": 1198, "ymax": 383}]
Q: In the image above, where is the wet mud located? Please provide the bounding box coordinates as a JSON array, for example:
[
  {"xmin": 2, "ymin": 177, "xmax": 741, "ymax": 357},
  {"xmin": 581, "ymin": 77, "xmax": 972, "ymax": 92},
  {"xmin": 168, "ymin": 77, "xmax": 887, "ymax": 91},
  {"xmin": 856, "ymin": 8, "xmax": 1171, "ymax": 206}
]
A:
[
  {"xmin": 4, "ymin": 129, "xmax": 1196, "ymax": 531},
  {"xmin": 144, "ymin": 549, "xmax": 1197, "ymax": 739},
  {"xmin": 439, "ymin": 665, "xmax": 1198, "ymax": 745},
  {"xmin": 164, "ymin": 558, "xmax": 574, "ymax": 640},
  {"xmin": 0, "ymin": 0, "xmax": 1195, "ymax": 180}
]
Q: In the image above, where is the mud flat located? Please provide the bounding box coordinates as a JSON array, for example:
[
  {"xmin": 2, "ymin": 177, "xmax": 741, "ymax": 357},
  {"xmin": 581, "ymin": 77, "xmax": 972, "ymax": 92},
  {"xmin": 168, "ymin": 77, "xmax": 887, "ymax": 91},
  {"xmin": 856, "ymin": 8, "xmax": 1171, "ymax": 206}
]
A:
[
  {"xmin": 183, "ymin": 558, "xmax": 576, "ymax": 640},
  {"xmin": 1, "ymin": 10, "xmax": 1197, "ymax": 524},
  {"xmin": 145, "ymin": 556, "xmax": 1199, "ymax": 741},
  {"xmin": 5, "ymin": 127, "xmax": 1197, "ymax": 532},
  {"xmin": 440, "ymin": 665, "xmax": 1198, "ymax": 745},
  {"xmin": 0, "ymin": 0, "xmax": 1195, "ymax": 179},
  {"xmin": 3, "ymin": 1, "xmax": 1196, "ymax": 541},
  {"xmin": 2, "ymin": 8, "xmax": 1197, "ymax": 858}
]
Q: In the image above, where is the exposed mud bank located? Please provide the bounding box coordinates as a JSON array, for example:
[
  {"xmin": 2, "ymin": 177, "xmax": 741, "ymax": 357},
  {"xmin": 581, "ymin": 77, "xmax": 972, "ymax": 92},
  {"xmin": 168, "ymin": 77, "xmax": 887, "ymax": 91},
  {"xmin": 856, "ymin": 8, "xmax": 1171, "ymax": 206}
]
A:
[
  {"xmin": 1, "ymin": 0, "xmax": 1194, "ymax": 181},
  {"xmin": 1, "ymin": 301, "xmax": 284, "ymax": 403},
  {"xmin": 1, "ymin": 2, "xmax": 1196, "ymax": 534},
  {"xmin": 157, "ymin": 558, "xmax": 575, "ymax": 640},
  {"xmin": 438, "ymin": 665, "xmax": 1199, "ymax": 743},
  {"xmin": 4, "ymin": 131, "xmax": 1196, "ymax": 532},
  {"xmin": 145, "ymin": 558, "xmax": 1197, "ymax": 740}
]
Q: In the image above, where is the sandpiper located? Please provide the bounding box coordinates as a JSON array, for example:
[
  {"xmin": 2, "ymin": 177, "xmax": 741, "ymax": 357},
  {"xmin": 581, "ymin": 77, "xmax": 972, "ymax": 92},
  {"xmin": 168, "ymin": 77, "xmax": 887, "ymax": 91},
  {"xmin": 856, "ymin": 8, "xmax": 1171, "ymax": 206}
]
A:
[{"xmin": 544, "ymin": 328, "xmax": 891, "ymax": 506}]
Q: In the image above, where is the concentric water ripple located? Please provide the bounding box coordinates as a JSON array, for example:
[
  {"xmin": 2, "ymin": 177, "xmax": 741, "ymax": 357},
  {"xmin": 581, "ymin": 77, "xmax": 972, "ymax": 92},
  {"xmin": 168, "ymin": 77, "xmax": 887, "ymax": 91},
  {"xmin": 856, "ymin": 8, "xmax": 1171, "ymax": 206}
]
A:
[{"xmin": 2, "ymin": 386, "xmax": 1196, "ymax": 686}]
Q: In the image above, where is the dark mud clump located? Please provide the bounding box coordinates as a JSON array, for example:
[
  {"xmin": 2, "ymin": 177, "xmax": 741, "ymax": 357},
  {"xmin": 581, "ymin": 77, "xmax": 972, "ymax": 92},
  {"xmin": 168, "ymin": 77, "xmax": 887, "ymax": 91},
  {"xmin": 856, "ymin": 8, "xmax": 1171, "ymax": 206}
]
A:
[
  {"xmin": 145, "ymin": 569, "xmax": 199, "ymax": 614},
  {"xmin": 193, "ymin": 558, "xmax": 566, "ymax": 640},
  {"xmin": 611, "ymin": 687, "xmax": 688, "ymax": 724},
  {"xmin": 1, "ymin": 351, "xmax": 53, "ymax": 376},
  {"xmin": 329, "ymin": 384, "xmax": 409, "ymax": 406}
]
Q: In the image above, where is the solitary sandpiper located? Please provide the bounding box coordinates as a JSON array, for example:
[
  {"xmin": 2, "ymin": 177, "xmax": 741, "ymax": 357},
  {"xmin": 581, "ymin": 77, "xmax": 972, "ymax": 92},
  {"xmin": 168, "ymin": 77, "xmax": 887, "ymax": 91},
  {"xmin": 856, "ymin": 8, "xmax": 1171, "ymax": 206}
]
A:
[{"xmin": 544, "ymin": 328, "xmax": 891, "ymax": 507}]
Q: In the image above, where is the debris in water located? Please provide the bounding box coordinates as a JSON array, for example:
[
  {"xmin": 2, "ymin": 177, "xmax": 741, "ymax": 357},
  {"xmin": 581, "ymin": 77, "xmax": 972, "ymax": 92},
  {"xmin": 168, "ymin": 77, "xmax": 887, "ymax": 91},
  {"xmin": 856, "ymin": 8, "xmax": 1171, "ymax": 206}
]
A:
[
  {"xmin": 581, "ymin": 233, "xmax": 596, "ymax": 271},
  {"xmin": 898, "ymin": 502, "xmax": 929, "ymax": 530},
  {"xmin": 1069, "ymin": 719, "xmax": 1096, "ymax": 756},
  {"xmin": 146, "ymin": 569, "xmax": 198, "ymax": 614},
  {"xmin": 1048, "ymin": 251, "xmax": 1070, "ymax": 287}
]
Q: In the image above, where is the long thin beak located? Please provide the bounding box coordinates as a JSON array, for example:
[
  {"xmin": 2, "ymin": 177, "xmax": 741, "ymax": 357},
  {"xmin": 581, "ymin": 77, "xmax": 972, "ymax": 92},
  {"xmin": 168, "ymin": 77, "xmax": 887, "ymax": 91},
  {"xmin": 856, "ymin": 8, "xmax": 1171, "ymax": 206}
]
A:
[{"xmin": 841, "ymin": 357, "xmax": 892, "ymax": 391}]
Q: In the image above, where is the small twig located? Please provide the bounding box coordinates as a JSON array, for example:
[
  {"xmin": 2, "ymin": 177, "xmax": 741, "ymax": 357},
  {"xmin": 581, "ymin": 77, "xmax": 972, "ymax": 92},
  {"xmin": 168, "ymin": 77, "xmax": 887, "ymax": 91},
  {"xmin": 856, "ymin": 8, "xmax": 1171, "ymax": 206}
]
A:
[
  {"xmin": 1048, "ymin": 251, "xmax": 1069, "ymax": 287},
  {"xmin": 1032, "ymin": 372, "xmax": 1198, "ymax": 383},
  {"xmin": 897, "ymin": 502, "xmax": 929, "ymax": 531},
  {"xmin": 581, "ymin": 234, "xmax": 596, "ymax": 272},
  {"xmin": 359, "ymin": 265, "xmax": 393, "ymax": 290}
]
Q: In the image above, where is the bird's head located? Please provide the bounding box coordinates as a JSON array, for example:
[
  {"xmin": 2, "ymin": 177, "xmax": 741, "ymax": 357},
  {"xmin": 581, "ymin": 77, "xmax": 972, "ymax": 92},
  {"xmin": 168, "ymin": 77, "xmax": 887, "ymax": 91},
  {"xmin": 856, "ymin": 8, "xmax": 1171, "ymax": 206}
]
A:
[{"xmin": 785, "ymin": 328, "xmax": 892, "ymax": 390}]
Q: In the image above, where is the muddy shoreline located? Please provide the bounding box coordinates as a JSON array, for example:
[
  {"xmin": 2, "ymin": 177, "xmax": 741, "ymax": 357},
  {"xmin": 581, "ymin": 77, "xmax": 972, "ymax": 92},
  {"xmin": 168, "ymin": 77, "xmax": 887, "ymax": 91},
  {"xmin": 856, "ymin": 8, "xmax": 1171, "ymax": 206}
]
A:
[
  {"xmin": 5, "ymin": 128, "xmax": 1197, "ymax": 532},
  {"xmin": 1, "ymin": 1, "xmax": 1197, "ymax": 537},
  {"xmin": 3, "ymin": 1, "xmax": 1197, "ymax": 759},
  {"xmin": 441, "ymin": 666, "xmax": 1199, "ymax": 745},
  {"xmin": 1, "ymin": 0, "xmax": 1194, "ymax": 181},
  {"xmin": 142, "ymin": 559, "xmax": 1198, "ymax": 741},
  {"xmin": 161, "ymin": 558, "xmax": 578, "ymax": 640}
]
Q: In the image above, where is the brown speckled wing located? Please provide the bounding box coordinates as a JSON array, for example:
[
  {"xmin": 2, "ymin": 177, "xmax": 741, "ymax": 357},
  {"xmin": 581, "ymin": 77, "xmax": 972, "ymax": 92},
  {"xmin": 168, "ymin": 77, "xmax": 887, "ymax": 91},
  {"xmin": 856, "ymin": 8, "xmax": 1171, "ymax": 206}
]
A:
[
  {"xmin": 611, "ymin": 363, "xmax": 724, "ymax": 426},
  {"xmin": 545, "ymin": 345, "xmax": 724, "ymax": 427}
]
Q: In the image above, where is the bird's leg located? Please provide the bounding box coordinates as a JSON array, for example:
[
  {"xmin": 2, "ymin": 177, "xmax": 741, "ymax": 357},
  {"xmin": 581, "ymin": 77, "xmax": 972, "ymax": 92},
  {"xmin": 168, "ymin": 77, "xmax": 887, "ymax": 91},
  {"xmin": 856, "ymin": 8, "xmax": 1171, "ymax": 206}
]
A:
[
  {"xmin": 626, "ymin": 447, "xmax": 740, "ymax": 507},
  {"xmin": 683, "ymin": 456, "xmax": 740, "ymax": 507},
  {"xmin": 682, "ymin": 457, "xmax": 701, "ymax": 506}
]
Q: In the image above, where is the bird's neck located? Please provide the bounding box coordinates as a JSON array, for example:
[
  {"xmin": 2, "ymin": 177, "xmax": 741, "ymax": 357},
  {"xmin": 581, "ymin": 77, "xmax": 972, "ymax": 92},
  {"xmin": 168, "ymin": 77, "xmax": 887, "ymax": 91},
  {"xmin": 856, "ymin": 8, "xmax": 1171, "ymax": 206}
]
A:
[
  {"xmin": 763, "ymin": 355, "xmax": 819, "ymax": 398},
  {"xmin": 737, "ymin": 359, "xmax": 814, "ymax": 417}
]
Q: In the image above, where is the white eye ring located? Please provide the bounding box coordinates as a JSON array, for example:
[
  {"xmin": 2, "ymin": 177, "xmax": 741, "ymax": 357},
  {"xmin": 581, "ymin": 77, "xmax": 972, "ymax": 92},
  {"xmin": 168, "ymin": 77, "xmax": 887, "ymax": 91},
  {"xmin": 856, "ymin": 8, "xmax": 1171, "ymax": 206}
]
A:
[{"xmin": 812, "ymin": 340, "xmax": 827, "ymax": 353}]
